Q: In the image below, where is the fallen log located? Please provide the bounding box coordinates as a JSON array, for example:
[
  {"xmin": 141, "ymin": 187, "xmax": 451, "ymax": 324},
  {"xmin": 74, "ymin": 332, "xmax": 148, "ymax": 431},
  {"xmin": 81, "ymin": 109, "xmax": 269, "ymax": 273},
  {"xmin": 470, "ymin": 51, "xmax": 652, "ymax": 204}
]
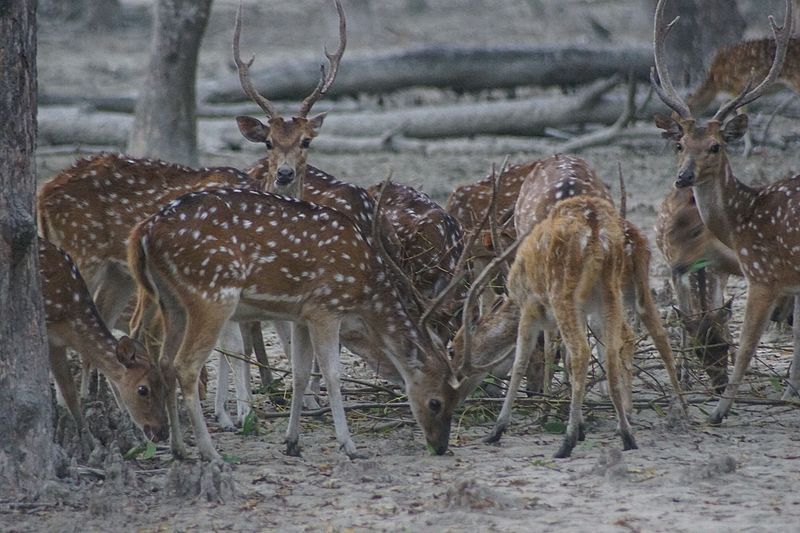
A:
[{"xmin": 199, "ymin": 44, "xmax": 654, "ymax": 104}]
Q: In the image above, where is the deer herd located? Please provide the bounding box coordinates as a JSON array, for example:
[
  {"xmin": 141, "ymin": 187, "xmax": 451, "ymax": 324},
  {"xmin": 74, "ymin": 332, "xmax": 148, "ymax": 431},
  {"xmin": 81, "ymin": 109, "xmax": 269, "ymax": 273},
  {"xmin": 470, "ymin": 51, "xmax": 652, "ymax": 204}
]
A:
[{"xmin": 35, "ymin": 0, "xmax": 800, "ymax": 462}]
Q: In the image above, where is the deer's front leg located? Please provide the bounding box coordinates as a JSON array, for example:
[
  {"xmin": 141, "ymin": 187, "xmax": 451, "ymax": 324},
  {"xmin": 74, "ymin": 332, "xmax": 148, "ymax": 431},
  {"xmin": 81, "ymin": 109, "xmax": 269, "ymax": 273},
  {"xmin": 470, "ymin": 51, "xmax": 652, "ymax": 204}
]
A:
[
  {"xmin": 782, "ymin": 295, "xmax": 800, "ymax": 400},
  {"xmin": 285, "ymin": 324, "xmax": 314, "ymax": 457}
]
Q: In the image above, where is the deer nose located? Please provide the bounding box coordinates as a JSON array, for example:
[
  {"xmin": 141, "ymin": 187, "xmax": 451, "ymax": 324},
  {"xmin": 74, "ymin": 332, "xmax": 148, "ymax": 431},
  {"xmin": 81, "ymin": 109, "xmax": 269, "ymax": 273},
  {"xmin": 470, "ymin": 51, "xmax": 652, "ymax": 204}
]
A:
[
  {"xmin": 675, "ymin": 169, "xmax": 694, "ymax": 188},
  {"xmin": 275, "ymin": 166, "xmax": 295, "ymax": 186}
]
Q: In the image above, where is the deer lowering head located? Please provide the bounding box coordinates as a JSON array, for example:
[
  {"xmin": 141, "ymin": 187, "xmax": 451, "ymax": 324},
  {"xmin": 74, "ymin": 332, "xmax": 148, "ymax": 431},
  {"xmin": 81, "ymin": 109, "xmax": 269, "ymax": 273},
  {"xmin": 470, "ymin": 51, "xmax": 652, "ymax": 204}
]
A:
[
  {"xmin": 233, "ymin": 0, "xmax": 346, "ymax": 198},
  {"xmin": 652, "ymin": 0, "xmax": 800, "ymax": 419},
  {"xmin": 39, "ymin": 239, "xmax": 169, "ymax": 441}
]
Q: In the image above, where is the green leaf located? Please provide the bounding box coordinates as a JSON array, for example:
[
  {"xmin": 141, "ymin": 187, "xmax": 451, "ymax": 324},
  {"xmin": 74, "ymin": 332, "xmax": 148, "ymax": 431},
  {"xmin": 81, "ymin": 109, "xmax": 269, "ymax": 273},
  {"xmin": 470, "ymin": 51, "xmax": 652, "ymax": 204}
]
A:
[
  {"xmin": 688, "ymin": 258, "xmax": 711, "ymax": 273},
  {"xmin": 426, "ymin": 443, "xmax": 437, "ymax": 455},
  {"xmin": 222, "ymin": 454, "xmax": 242, "ymax": 464},
  {"xmin": 770, "ymin": 377, "xmax": 783, "ymax": 393},
  {"xmin": 240, "ymin": 410, "xmax": 259, "ymax": 436},
  {"xmin": 141, "ymin": 441, "xmax": 157, "ymax": 460},
  {"xmin": 542, "ymin": 420, "xmax": 566, "ymax": 434},
  {"xmin": 652, "ymin": 403, "xmax": 666, "ymax": 417},
  {"xmin": 124, "ymin": 443, "xmax": 146, "ymax": 460}
]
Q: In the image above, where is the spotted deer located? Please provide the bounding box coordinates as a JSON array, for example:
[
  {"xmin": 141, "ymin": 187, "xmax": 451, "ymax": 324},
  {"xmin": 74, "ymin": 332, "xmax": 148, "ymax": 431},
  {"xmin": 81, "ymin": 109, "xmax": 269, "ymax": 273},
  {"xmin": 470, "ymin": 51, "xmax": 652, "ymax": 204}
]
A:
[
  {"xmin": 652, "ymin": 0, "xmax": 799, "ymax": 420},
  {"xmin": 486, "ymin": 196, "xmax": 639, "ymax": 458},
  {"xmin": 37, "ymin": 154, "xmax": 256, "ymax": 430},
  {"xmin": 655, "ymin": 187, "xmax": 736, "ymax": 391},
  {"xmin": 127, "ymin": 187, "xmax": 463, "ymax": 460},
  {"xmin": 452, "ymin": 156, "xmax": 684, "ymax": 442},
  {"xmin": 687, "ymin": 37, "xmax": 800, "ymax": 114},
  {"xmin": 39, "ymin": 239, "xmax": 169, "ymax": 441}
]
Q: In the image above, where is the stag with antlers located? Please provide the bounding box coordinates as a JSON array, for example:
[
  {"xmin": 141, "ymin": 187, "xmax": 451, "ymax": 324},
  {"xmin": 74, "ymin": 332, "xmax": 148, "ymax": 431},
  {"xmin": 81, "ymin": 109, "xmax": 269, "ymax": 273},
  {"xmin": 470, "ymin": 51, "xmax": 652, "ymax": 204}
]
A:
[{"xmin": 652, "ymin": 0, "xmax": 799, "ymax": 420}]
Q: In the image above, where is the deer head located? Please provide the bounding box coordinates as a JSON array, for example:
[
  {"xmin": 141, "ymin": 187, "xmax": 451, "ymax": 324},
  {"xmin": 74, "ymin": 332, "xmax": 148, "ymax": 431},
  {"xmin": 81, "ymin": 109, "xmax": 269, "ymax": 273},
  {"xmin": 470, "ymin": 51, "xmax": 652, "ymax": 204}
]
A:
[
  {"xmin": 233, "ymin": 0, "xmax": 346, "ymax": 197},
  {"xmin": 651, "ymin": 0, "xmax": 792, "ymax": 190}
]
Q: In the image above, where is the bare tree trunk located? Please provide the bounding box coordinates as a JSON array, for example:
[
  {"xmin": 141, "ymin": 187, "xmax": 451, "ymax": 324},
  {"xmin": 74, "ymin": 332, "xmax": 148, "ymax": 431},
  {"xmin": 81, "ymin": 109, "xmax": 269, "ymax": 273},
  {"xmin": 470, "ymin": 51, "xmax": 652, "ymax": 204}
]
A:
[
  {"xmin": 128, "ymin": 0, "xmax": 212, "ymax": 166},
  {"xmin": 644, "ymin": 0, "xmax": 746, "ymax": 87},
  {"xmin": 0, "ymin": 0, "xmax": 54, "ymax": 497}
]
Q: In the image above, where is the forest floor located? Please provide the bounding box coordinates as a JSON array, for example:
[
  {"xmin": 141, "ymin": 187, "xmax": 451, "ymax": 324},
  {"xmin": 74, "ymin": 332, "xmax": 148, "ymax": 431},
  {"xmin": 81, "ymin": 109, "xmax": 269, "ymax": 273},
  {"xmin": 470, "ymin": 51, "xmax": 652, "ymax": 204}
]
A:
[{"xmin": 8, "ymin": 1, "xmax": 800, "ymax": 531}]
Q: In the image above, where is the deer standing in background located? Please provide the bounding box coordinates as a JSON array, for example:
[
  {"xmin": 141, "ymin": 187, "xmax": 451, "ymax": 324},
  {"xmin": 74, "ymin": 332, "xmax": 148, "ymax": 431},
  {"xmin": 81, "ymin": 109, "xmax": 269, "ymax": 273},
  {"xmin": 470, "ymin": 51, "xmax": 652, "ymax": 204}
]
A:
[
  {"xmin": 128, "ymin": 188, "xmax": 461, "ymax": 460},
  {"xmin": 40, "ymin": 239, "xmax": 169, "ymax": 442},
  {"xmin": 652, "ymin": 0, "xmax": 799, "ymax": 422}
]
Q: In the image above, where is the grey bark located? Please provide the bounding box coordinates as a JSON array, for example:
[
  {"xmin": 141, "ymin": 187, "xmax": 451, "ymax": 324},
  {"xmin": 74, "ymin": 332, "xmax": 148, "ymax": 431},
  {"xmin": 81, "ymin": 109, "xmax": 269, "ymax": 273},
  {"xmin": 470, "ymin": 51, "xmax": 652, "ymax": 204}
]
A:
[
  {"xmin": 644, "ymin": 0, "xmax": 746, "ymax": 87},
  {"xmin": 200, "ymin": 45, "xmax": 655, "ymax": 104},
  {"xmin": 0, "ymin": 0, "xmax": 54, "ymax": 497},
  {"xmin": 128, "ymin": 0, "xmax": 212, "ymax": 166}
]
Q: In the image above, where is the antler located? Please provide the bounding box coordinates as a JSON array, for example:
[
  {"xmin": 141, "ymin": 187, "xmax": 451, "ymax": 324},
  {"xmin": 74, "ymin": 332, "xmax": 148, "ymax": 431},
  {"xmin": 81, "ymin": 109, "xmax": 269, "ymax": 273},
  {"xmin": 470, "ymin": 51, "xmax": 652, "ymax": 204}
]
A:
[
  {"xmin": 650, "ymin": 0, "xmax": 692, "ymax": 119},
  {"xmin": 298, "ymin": 0, "xmax": 347, "ymax": 117},
  {"xmin": 712, "ymin": 0, "xmax": 793, "ymax": 122},
  {"xmin": 233, "ymin": 0, "xmax": 279, "ymax": 118}
]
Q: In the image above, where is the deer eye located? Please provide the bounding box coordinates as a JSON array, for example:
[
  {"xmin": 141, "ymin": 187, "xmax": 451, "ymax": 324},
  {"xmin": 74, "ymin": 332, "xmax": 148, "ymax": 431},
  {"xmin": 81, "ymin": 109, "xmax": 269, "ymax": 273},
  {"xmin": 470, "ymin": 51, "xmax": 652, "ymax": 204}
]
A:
[
  {"xmin": 428, "ymin": 399, "xmax": 442, "ymax": 412},
  {"xmin": 709, "ymin": 144, "xmax": 721, "ymax": 154},
  {"xmin": 137, "ymin": 386, "xmax": 149, "ymax": 397},
  {"xmin": 264, "ymin": 140, "xmax": 273, "ymax": 150},
  {"xmin": 674, "ymin": 143, "xmax": 683, "ymax": 153},
  {"xmin": 300, "ymin": 138, "xmax": 311, "ymax": 149}
]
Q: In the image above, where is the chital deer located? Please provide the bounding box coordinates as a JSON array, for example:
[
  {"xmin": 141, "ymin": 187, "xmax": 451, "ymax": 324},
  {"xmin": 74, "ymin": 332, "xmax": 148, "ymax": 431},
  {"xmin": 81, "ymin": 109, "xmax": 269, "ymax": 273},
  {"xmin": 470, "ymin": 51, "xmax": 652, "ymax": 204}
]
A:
[
  {"xmin": 37, "ymin": 153, "xmax": 257, "ymax": 429},
  {"xmin": 687, "ymin": 37, "xmax": 800, "ymax": 114},
  {"xmin": 452, "ymin": 156, "xmax": 685, "ymax": 438},
  {"xmin": 655, "ymin": 187, "xmax": 736, "ymax": 391},
  {"xmin": 39, "ymin": 239, "xmax": 169, "ymax": 441},
  {"xmin": 487, "ymin": 196, "xmax": 639, "ymax": 458},
  {"xmin": 652, "ymin": 0, "xmax": 800, "ymax": 420},
  {"xmin": 128, "ymin": 188, "xmax": 462, "ymax": 460}
]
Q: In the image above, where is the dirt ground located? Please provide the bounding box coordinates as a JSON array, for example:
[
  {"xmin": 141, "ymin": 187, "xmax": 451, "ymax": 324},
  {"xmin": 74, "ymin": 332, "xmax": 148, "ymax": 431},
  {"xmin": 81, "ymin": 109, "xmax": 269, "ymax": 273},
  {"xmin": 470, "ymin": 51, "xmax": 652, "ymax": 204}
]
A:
[{"xmin": 9, "ymin": 0, "xmax": 800, "ymax": 531}]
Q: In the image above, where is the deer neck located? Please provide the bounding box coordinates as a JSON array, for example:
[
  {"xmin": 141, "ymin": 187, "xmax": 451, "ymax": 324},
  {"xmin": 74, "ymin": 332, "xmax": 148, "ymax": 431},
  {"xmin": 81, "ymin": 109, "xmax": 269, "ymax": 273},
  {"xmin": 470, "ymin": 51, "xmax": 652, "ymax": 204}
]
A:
[{"xmin": 692, "ymin": 158, "xmax": 756, "ymax": 250}]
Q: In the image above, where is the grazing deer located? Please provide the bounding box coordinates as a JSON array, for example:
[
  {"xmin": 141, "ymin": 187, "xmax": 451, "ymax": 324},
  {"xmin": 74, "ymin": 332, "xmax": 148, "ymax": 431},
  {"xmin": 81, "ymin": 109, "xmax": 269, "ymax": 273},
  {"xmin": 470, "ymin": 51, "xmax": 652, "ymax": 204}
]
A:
[
  {"xmin": 128, "ymin": 188, "xmax": 461, "ymax": 460},
  {"xmin": 655, "ymin": 187, "xmax": 736, "ymax": 391},
  {"xmin": 37, "ymin": 154, "xmax": 256, "ymax": 430},
  {"xmin": 652, "ymin": 0, "xmax": 800, "ymax": 421},
  {"xmin": 687, "ymin": 37, "xmax": 800, "ymax": 114},
  {"xmin": 366, "ymin": 180, "xmax": 465, "ymax": 337},
  {"xmin": 486, "ymin": 196, "xmax": 638, "ymax": 458},
  {"xmin": 39, "ymin": 239, "xmax": 169, "ymax": 441},
  {"xmin": 452, "ymin": 156, "xmax": 684, "ymax": 417}
]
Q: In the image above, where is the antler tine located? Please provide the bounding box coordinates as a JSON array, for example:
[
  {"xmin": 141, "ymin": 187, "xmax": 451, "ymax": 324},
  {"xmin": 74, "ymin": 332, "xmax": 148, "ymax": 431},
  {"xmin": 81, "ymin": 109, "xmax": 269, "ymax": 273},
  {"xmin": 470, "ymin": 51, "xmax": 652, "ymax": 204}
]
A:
[
  {"xmin": 418, "ymin": 165, "xmax": 502, "ymax": 330},
  {"xmin": 233, "ymin": 0, "xmax": 278, "ymax": 118},
  {"xmin": 371, "ymin": 171, "xmax": 433, "ymax": 314},
  {"xmin": 617, "ymin": 161, "xmax": 627, "ymax": 219},
  {"xmin": 459, "ymin": 225, "xmax": 534, "ymax": 376},
  {"xmin": 651, "ymin": 0, "xmax": 692, "ymax": 119},
  {"xmin": 712, "ymin": 0, "xmax": 793, "ymax": 122},
  {"xmin": 298, "ymin": 0, "xmax": 347, "ymax": 117}
]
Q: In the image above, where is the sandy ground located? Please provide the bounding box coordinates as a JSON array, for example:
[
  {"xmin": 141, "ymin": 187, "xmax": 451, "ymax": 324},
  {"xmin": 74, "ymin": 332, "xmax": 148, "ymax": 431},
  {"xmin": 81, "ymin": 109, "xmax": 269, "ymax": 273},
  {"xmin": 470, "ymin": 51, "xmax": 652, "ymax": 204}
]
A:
[{"xmin": 9, "ymin": 0, "xmax": 800, "ymax": 531}]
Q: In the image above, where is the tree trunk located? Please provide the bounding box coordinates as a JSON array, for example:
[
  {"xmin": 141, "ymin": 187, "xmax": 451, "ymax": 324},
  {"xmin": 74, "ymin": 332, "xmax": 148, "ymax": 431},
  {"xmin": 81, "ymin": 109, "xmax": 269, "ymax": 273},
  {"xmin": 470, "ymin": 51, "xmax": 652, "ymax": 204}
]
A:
[
  {"xmin": 645, "ymin": 0, "xmax": 746, "ymax": 87},
  {"xmin": 128, "ymin": 0, "xmax": 212, "ymax": 166},
  {"xmin": 200, "ymin": 45, "xmax": 654, "ymax": 104},
  {"xmin": 0, "ymin": 0, "xmax": 54, "ymax": 497}
]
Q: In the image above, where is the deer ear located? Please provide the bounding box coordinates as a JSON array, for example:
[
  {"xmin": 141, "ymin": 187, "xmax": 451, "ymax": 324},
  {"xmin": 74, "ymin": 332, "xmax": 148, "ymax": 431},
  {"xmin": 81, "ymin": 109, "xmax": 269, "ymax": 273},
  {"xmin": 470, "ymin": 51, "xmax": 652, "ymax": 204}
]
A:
[
  {"xmin": 307, "ymin": 112, "xmax": 327, "ymax": 132},
  {"xmin": 116, "ymin": 336, "xmax": 147, "ymax": 368},
  {"xmin": 721, "ymin": 114, "xmax": 748, "ymax": 143},
  {"xmin": 653, "ymin": 113, "xmax": 683, "ymax": 141},
  {"xmin": 236, "ymin": 115, "xmax": 270, "ymax": 143}
]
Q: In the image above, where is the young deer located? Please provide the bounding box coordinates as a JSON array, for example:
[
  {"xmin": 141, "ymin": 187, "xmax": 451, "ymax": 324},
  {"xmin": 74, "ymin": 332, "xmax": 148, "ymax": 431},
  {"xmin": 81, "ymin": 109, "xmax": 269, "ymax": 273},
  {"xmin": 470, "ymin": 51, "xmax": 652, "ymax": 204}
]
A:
[
  {"xmin": 39, "ymin": 239, "xmax": 169, "ymax": 441},
  {"xmin": 487, "ymin": 196, "xmax": 638, "ymax": 458},
  {"xmin": 652, "ymin": 0, "xmax": 800, "ymax": 421},
  {"xmin": 655, "ymin": 187, "xmax": 736, "ymax": 391},
  {"xmin": 128, "ymin": 188, "xmax": 460, "ymax": 461}
]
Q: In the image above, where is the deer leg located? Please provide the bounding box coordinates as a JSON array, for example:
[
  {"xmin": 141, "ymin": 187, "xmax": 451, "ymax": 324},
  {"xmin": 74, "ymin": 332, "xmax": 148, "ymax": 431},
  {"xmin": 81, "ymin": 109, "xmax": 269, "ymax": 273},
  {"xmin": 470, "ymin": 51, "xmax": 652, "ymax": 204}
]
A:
[
  {"xmin": 248, "ymin": 322, "xmax": 274, "ymax": 388},
  {"xmin": 710, "ymin": 283, "xmax": 775, "ymax": 424},
  {"xmin": 92, "ymin": 261, "xmax": 137, "ymax": 332},
  {"xmin": 486, "ymin": 310, "xmax": 541, "ymax": 444},
  {"xmin": 48, "ymin": 341, "xmax": 84, "ymax": 431},
  {"xmin": 553, "ymin": 302, "xmax": 589, "ymax": 459},
  {"xmin": 273, "ymin": 320, "xmax": 319, "ymax": 409},
  {"xmin": 214, "ymin": 331, "xmax": 236, "ymax": 432},
  {"xmin": 589, "ymin": 318, "xmax": 609, "ymax": 399},
  {"xmin": 781, "ymin": 294, "xmax": 800, "ymax": 400},
  {"xmin": 221, "ymin": 320, "xmax": 252, "ymax": 426},
  {"xmin": 308, "ymin": 318, "xmax": 363, "ymax": 459},
  {"xmin": 601, "ymin": 299, "xmax": 637, "ymax": 452},
  {"xmin": 156, "ymin": 287, "xmax": 189, "ymax": 459},
  {"xmin": 285, "ymin": 323, "xmax": 314, "ymax": 457},
  {"xmin": 619, "ymin": 322, "xmax": 635, "ymax": 414}
]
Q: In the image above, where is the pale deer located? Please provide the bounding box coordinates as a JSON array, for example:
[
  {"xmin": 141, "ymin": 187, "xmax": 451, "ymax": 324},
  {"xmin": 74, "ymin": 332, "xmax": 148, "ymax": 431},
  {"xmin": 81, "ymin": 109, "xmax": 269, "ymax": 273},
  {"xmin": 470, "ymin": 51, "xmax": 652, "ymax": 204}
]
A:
[
  {"xmin": 127, "ymin": 187, "xmax": 463, "ymax": 461},
  {"xmin": 652, "ymin": 0, "xmax": 799, "ymax": 420},
  {"xmin": 452, "ymin": 155, "xmax": 684, "ymax": 419},
  {"xmin": 39, "ymin": 239, "xmax": 169, "ymax": 441},
  {"xmin": 37, "ymin": 154, "xmax": 256, "ymax": 430},
  {"xmin": 655, "ymin": 187, "xmax": 736, "ymax": 391},
  {"xmin": 487, "ymin": 196, "xmax": 639, "ymax": 458}
]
